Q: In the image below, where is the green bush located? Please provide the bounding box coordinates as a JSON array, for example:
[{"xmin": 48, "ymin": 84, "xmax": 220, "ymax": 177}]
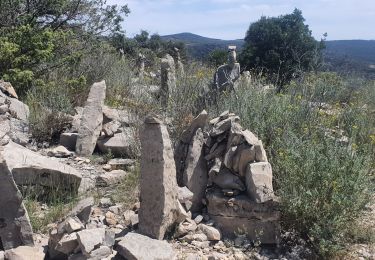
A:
[{"xmin": 209, "ymin": 73, "xmax": 374, "ymax": 256}]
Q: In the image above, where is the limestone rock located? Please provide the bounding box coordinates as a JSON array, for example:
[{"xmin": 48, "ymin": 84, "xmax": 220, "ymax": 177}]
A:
[
  {"xmin": 209, "ymin": 116, "xmax": 240, "ymax": 137},
  {"xmin": 237, "ymin": 144, "xmax": 256, "ymax": 177},
  {"xmin": 117, "ymin": 233, "xmax": 176, "ymax": 260},
  {"xmin": 0, "ymin": 92, "xmax": 29, "ymax": 121},
  {"xmin": 102, "ymin": 106, "xmax": 137, "ymax": 126},
  {"xmin": 198, "ymin": 224, "xmax": 221, "ymax": 241},
  {"xmin": 59, "ymin": 133, "xmax": 78, "ymax": 151},
  {"xmin": 177, "ymin": 186, "xmax": 194, "ymax": 208},
  {"xmin": 107, "ymin": 158, "xmax": 135, "ymax": 171},
  {"xmin": 76, "ymin": 81, "xmax": 106, "ymax": 156},
  {"xmin": 97, "ymin": 128, "xmax": 137, "ymax": 158},
  {"xmin": 180, "ymin": 110, "xmax": 208, "ymax": 143},
  {"xmin": 160, "ymin": 54, "xmax": 176, "ymax": 107},
  {"xmin": 47, "ymin": 145, "xmax": 74, "ymax": 158},
  {"xmin": 2, "ymin": 141, "xmax": 82, "ymax": 193},
  {"xmin": 102, "ymin": 121, "xmax": 121, "ymax": 137},
  {"xmin": 245, "ymin": 162, "xmax": 274, "ymax": 203},
  {"xmin": 88, "ymin": 246, "xmax": 112, "ymax": 260},
  {"xmin": 180, "ymin": 128, "xmax": 208, "ymax": 212},
  {"xmin": 255, "ymin": 141, "xmax": 268, "ymax": 162},
  {"xmin": 77, "ymin": 228, "xmax": 106, "ymax": 255},
  {"xmin": 8, "ymin": 118, "xmax": 29, "ymax": 146},
  {"xmin": 55, "ymin": 232, "xmax": 79, "ymax": 255},
  {"xmin": 138, "ymin": 116, "xmax": 180, "ymax": 240},
  {"xmin": 4, "ymin": 246, "xmax": 44, "ymax": 260},
  {"xmin": 212, "ymin": 167, "xmax": 245, "ymax": 191},
  {"xmin": 65, "ymin": 217, "xmax": 84, "ymax": 233},
  {"xmin": 0, "ymin": 151, "xmax": 34, "ymax": 250},
  {"xmin": 68, "ymin": 197, "xmax": 94, "ymax": 223},
  {"xmin": 0, "ymin": 80, "xmax": 18, "ymax": 99},
  {"xmin": 96, "ymin": 170, "xmax": 128, "ymax": 187}
]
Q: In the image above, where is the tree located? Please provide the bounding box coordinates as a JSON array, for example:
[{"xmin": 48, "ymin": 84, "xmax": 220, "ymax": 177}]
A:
[
  {"xmin": 240, "ymin": 9, "xmax": 325, "ymax": 91},
  {"xmin": 207, "ymin": 49, "xmax": 228, "ymax": 67},
  {"xmin": 0, "ymin": 0, "xmax": 129, "ymax": 96}
]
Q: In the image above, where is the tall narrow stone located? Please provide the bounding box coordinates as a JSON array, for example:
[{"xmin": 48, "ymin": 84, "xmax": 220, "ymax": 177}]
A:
[
  {"xmin": 160, "ymin": 55, "xmax": 176, "ymax": 107},
  {"xmin": 138, "ymin": 116, "xmax": 179, "ymax": 240},
  {"xmin": 0, "ymin": 149, "xmax": 34, "ymax": 250},
  {"xmin": 76, "ymin": 81, "xmax": 106, "ymax": 156}
]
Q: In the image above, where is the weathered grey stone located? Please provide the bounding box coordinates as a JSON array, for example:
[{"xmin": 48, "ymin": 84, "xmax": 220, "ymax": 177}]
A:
[
  {"xmin": 245, "ymin": 162, "xmax": 274, "ymax": 203},
  {"xmin": 68, "ymin": 197, "xmax": 94, "ymax": 223},
  {"xmin": 8, "ymin": 118, "xmax": 29, "ymax": 146},
  {"xmin": 77, "ymin": 228, "xmax": 106, "ymax": 255},
  {"xmin": 223, "ymin": 146, "xmax": 237, "ymax": 170},
  {"xmin": 117, "ymin": 233, "xmax": 176, "ymax": 260},
  {"xmin": 208, "ymin": 158, "xmax": 222, "ymax": 183},
  {"xmin": 102, "ymin": 106, "xmax": 137, "ymax": 126},
  {"xmin": 55, "ymin": 232, "xmax": 79, "ymax": 255},
  {"xmin": 65, "ymin": 217, "xmax": 84, "ymax": 233},
  {"xmin": 103, "ymin": 229, "xmax": 115, "ymax": 247},
  {"xmin": 226, "ymin": 122, "xmax": 243, "ymax": 148},
  {"xmin": 138, "ymin": 116, "xmax": 180, "ymax": 240},
  {"xmin": 213, "ymin": 47, "xmax": 240, "ymax": 92},
  {"xmin": 2, "ymin": 141, "xmax": 82, "ymax": 193},
  {"xmin": 76, "ymin": 81, "xmax": 106, "ymax": 156},
  {"xmin": 0, "ymin": 104, "xmax": 8, "ymax": 114},
  {"xmin": 96, "ymin": 170, "xmax": 128, "ymax": 187},
  {"xmin": 160, "ymin": 54, "xmax": 176, "ymax": 107},
  {"xmin": 102, "ymin": 121, "xmax": 121, "ymax": 137},
  {"xmin": 206, "ymin": 190, "xmax": 280, "ymax": 244},
  {"xmin": 107, "ymin": 158, "xmax": 135, "ymax": 171},
  {"xmin": 123, "ymin": 210, "xmax": 137, "ymax": 227},
  {"xmin": 0, "ymin": 150, "xmax": 34, "ymax": 250},
  {"xmin": 59, "ymin": 133, "xmax": 78, "ymax": 151},
  {"xmin": 255, "ymin": 141, "xmax": 268, "ymax": 162},
  {"xmin": 241, "ymin": 130, "xmax": 259, "ymax": 146},
  {"xmin": 198, "ymin": 224, "xmax": 221, "ymax": 241},
  {"xmin": 205, "ymin": 142, "xmax": 226, "ymax": 161},
  {"xmin": 180, "ymin": 128, "xmax": 208, "ymax": 212},
  {"xmin": 175, "ymin": 220, "xmax": 197, "ymax": 238},
  {"xmin": 0, "ymin": 91, "xmax": 29, "ymax": 121},
  {"xmin": 0, "ymin": 80, "xmax": 18, "ymax": 99},
  {"xmin": 97, "ymin": 128, "xmax": 137, "ymax": 158},
  {"xmin": 212, "ymin": 167, "xmax": 245, "ymax": 191},
  {"xmin": 47, "ymin": 145, "xmax": 74, "ymax": 158},
  {"xmin": 180, "ymin": 110, "xmax": 208, "ymax": 143},
  {"xmin": 237, "ymin": 144, "xmax": 256, "ymax": 177},
  {"xmin": 0, "ymin": 251, "xmax": 4, "ymax": 260},
  {"xmin": 209, "ymin": 116, "xmax": 240, "ymax": 137},
  {"xmin": 177, "ymin": 186, "xmax": 194, "ymax": 207},
  {"xmin": 181, "ymin": 233, "xmax": 208, "ymax": 243},
  {"xmin": 4, "ymin": 246, "xmax": 44, "ymax": 260},
  {"xmin": 88, "ymin": 246, "xmax": 112, "ymax": 260}
]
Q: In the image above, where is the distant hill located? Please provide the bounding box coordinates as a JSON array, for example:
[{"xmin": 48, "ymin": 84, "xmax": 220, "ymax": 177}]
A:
[
  {"xmin": 161, "ymin": 33, "xmax": 244, "ymax": 59},
  {"xmin": 162, "ymin": 33, "xmax": 375, "ymax": 77}
]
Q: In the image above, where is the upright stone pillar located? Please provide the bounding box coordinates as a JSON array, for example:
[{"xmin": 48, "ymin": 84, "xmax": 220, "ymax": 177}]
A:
[
  {"xmin": 138, "ymin": 116, "xmax": 179, "ymax": 240},
  {"xmin": 76, "ymin": 81, "xmax": 106, "ymax": 156},
  {"xmin": 160, "ymin": 55, "xmax": 176, "ymax": 107}
]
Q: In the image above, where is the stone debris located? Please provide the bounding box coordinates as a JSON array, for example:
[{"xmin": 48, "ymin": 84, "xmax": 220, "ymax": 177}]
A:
[
  {"xmin": 77, "ymin": 228, "xmax": 106, "ymax": 255},
  {"xmin": 96, "ymin": 170, "xmax": 128, "ymax": 187},
  {"xmin": 76, "ymin": 81, "xmax": 106, "ymax": 156},
  {"xmin": 4, "ymin": 246, "xmax": 44, "ymax": 260},
  {"xmin": 138, "ymin": 115, "xmax": 180, "ymax": 239},
  {"xmin": 117, "ymin": 232, "xmax": 176, "ymax": 260},
  {"xmin": 47, "ymin": 145, "xmax": 74, "ymax": 158},
  {"xmin": 173, "ymin": 110, "xmax": 279, "ymax": 244},
  {"xmin": 107, "ymin": 158, "xmax": 135, "ymax": 171}
]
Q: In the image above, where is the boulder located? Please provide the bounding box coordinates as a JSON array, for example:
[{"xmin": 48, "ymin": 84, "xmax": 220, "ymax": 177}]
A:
[
  {"xmin": 180, "ymin": 128, "xmax": 208, "ymax": 212},
  {"xmin": 212, "ymin": 167, "xmax": 245, "ymax": 191},
  {"xmin": 245, "ymin": 162, "xmax": 274, "ymax": 203},
  {"xmin": 0, "ymin": 92, "xmax": 29, "ymax": 121},
  {"xmin": 255, "ymin": 141, "xmax": 268, "ymax": 162},
  {"xmin": 2, "ymin": 141, "xmax": 82, "ymax": 193},
  {"xmin": 102, "ymin": 106, "xmax": 137, "ymax": 126},
  {"xmin": 88, "ymin": 246, "xmax": 112, "ymax": 260},
  {"xmin": 76, "ymin": 81, "xmax": 106, "ymax": 156},
  {"xmin": 64, "ymin": 217, "xmax": 84, "ymax": 233},
  {"xmin": 236, "ymin": 144, "xmax": 256, "ymax": 177},
  {"xmin": 4, "ymin": 246, "xmax": 44, "ymax": 260},
  {"xmin": 138, "ymin": 116, "xmax": 180, "ymax": 240},
  {"xmin": 77, "ymin": 228, "xmax": 106, "ymax": 255},
  {"xmin": 0, "ymin": 151, "xmax": 34, "ymax": 250},
  {"xmin": 55, "ymin": 233, "xmax": 79, "ymax": 255},
  {"xmin": 97, "ymin": 128, "xmax": 137, "ymax": 158},
  {"xmin": 197, "ymin": 224, "xmax": 221, "ymax": 241},
  {"xmin": 8, "ymin": 118, "xmax": 29, "ymax": 146},
  {"xmin": 102, "ymin": 121, "xmax": 121, "ymax": 137},
  {"xmin": 209, "ymin": 116, "xmax": 240, "ymax": 137},
  {"xmin": 206, "ymin": 190, "xmax": 280, "ymax": 244},
  {"xmin": 47, "ymin": 145, "xmax": 74, "ymax": 158},
  {"xmin": 0, "ymin": 80, "xmax": 18, "ymax": 99},
  {"xmin": 59, "ymin": 133, "xmax": 78, "ymax": 151},
  {"xmin": 96, "ymin": 170, "xmax": 128, "ymax": 187},
  {"xmin": 68, "ymin": 197, "xmax": 94, "ymax": 223},
  {"xmin": 117, "ymin": 233, "xmax": 176, "ymax": 260}
]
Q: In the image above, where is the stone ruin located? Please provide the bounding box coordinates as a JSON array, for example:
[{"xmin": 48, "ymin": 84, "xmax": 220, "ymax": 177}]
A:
[
  {"xmin": 138, "ymin": 109, "xmax": 280, "ymax": 249},
  {"xmin": 213, "ymin": 46, "xmax": 241, "ymax": 93}
]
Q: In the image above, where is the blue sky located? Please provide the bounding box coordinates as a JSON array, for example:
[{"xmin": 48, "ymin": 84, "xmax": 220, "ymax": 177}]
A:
[{"xmin": 109, "ymin": 0, "xmax": 375, "ymax": 40}]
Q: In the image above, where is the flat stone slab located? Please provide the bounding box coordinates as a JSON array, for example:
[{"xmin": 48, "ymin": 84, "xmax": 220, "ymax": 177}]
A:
[
  {"xmin": 206, "ymin": 190, "xmax": 280, "ymax": 244},
  {"xmin": 3, "ymin": 141, "xmax": 82, "ymax": 193},
  {"xmin": 117, "ymin": 233, "xmax": 176, "ymax": 260}
]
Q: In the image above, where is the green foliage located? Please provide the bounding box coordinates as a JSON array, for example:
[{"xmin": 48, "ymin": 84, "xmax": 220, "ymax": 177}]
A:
[
  {"xmin": 240, "ymin": 9, "xmax": 324, "ymax": 90},
  {"xmin": 209, "ymin": 73, "xmax": 374, "ymax": 256},
  {"xmin": 207, "ymin": 49, "xmax": 228, "ymax": 67}
]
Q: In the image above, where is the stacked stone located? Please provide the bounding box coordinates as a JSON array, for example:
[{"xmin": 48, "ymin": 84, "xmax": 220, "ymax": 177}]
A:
[{"xmin": 176, "ymin": 110, "xmax": 280, "ymax": 244}]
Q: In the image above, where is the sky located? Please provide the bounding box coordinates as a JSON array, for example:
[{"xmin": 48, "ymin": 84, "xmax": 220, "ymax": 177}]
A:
[{"xmin": 108, "ymin": 0, "xmax": 375, "ymax": 41}]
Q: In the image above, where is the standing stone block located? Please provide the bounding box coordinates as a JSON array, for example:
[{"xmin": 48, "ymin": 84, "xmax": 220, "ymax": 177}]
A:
[
  {"xmin": 160, "ymin": 54, "xmax": 176, "ymax": 107},
  {"xmin": 245, "ymin": 162, "xmax": 274, "ymax": 203},
  {"xmin": 180, "ymin": 128, "xmax": 208, "ymax": 212},
  {"xmin": 76, "ymin": 81, "xmax": 106, "ymax": 156},
  {"xmin": 138, "ymin": 116, "xmax": 179, "ymax": 240},
  {"xmin": 0, "ymin": 151, "xmax": 34, "ymax": 250}
]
